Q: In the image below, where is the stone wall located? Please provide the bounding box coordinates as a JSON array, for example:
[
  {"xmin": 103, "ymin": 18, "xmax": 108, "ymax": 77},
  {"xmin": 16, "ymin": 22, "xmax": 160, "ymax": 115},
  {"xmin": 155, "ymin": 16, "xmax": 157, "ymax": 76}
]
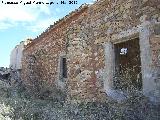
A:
[
  {"xmin": 10, "ymin": 42, "xmax": 24, "ymax": 70},
  {"xmin": 66, "ymin": 0, "xmax": 160, "ymax": 102},
  {"xmin": 10, "ymin": 39, "xmax": 32, "ymax": 70},
  {"xmin": 21, "ymin": 0, "xmax": 160, "ymax": 102},
  {"xmin": 21, "ymin": 5, "xmax": 89, "ymax": 95}
]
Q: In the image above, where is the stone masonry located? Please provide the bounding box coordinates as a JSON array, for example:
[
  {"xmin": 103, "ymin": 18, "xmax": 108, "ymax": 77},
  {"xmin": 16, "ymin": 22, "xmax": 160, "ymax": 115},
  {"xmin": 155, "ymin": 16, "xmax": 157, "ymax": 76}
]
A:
[{"xmin": 21, "ymin": 0, "xmax": 160, "ymax": 103}]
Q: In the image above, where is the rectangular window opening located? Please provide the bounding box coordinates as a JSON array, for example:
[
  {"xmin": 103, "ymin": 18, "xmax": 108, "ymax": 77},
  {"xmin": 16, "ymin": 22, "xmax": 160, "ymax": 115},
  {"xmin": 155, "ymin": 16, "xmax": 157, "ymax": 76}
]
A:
[{"xmin": 62, "ymin": 57, "xmax": 67, "ymax": 78}]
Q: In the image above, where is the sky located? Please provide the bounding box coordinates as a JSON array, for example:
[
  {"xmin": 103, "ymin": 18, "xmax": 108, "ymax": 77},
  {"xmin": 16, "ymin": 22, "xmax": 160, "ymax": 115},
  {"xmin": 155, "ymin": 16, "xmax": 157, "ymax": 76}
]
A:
[{"xmin": 0, "ymin": 0, "xmax": 95, "ymax": 67}]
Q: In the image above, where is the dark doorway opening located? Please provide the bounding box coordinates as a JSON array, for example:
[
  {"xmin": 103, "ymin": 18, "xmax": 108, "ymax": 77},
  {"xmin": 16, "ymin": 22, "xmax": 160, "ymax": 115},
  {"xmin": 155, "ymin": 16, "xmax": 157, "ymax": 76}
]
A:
[{"xmin": 114, "ymin": 38, "xmax": 142, "ymax": 91}]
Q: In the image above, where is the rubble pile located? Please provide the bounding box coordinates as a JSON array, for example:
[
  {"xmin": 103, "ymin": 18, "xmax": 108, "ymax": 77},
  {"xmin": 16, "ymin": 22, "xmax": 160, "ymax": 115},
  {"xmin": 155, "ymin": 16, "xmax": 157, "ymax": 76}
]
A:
[{"xmin": 0, "ymin": 67, "xmax": 10, "ymax": 82}]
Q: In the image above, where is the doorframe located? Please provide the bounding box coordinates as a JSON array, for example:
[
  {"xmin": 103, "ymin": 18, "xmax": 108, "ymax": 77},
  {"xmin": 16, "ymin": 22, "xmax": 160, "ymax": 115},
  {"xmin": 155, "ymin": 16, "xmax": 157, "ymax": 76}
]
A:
[
  {"xmin": 103, "ymin": 21, "xmax": 155, "ymax": 101},
  {"xmin": 103, "ymin": 33, "xmax": 139, "ymax": 92}
]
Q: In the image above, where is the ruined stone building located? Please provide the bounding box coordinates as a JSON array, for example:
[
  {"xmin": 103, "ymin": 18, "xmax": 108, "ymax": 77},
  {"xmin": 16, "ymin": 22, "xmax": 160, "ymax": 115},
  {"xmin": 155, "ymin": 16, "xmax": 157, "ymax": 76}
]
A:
[
  {"xmin": 10, "ymin": 39, "xmax": 32, "ymax": 81},
  {"xmin": 15, "ymin": 0, "xmax": 160, "ymax": 103},
  {"xmin": 10, "ymin": 39, "xmax": 32, "ymax": 71}
]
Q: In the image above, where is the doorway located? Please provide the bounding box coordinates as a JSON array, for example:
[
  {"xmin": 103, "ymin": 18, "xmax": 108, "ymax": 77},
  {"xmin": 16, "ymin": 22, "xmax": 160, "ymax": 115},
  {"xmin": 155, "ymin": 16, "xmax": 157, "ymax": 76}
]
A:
[{"xmin": 113, "ymin": 38, "xmax": 142, "ymax": 91}]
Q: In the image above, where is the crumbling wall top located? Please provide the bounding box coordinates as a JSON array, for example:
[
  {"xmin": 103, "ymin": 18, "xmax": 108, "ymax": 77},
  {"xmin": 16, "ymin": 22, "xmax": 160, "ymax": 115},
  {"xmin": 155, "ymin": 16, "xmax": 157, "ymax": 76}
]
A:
[{"xmin": 24, "ymin": 4, "xmax": 89, "ymax": 50}]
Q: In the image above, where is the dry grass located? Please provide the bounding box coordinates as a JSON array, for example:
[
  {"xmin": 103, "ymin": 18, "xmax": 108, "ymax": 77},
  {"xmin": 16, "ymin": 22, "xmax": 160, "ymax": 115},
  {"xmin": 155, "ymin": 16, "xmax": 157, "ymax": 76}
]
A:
[{"xmin": 0, "ymin": 80, "xmax": 159, "ymax": 120}]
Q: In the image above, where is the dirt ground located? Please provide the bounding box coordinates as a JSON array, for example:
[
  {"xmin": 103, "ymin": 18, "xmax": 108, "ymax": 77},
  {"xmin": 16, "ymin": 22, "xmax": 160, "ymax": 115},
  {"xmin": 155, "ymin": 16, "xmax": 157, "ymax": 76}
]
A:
[{"xmin": 0, "ymin": 80, "xmax": 160, "ymax": 120}]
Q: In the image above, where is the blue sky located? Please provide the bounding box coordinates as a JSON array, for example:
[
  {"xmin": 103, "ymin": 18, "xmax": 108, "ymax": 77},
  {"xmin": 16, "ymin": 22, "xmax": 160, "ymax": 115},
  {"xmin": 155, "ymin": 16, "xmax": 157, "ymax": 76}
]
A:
[{"xmin": 0, "ymin": 0, "xmax": 95, "ymax": 67}]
